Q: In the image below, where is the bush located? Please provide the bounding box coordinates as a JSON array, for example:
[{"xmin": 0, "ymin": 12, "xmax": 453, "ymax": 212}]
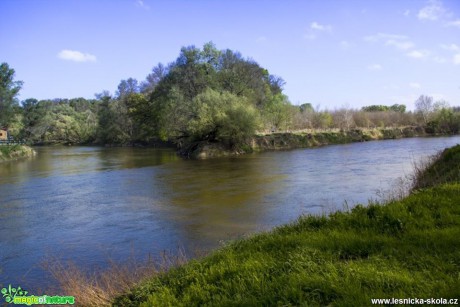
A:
[{"xmin": 187, "ymin": 88, "xmax": 259, "ymax": 147}]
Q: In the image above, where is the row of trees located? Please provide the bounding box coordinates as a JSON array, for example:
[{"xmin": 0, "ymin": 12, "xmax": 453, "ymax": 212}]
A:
[
  {"xmin": 1, "ymin": 44, "xmax": 459, "ymax": 148},
  {"xmin": 290, "ymin": 99, "xmax": 460, "ymax": 133}
]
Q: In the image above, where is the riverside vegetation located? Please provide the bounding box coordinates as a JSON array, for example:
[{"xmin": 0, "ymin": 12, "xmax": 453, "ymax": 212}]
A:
[
  {"xmin": 0, "ymin": 144, "xmax": 35, "ymax": 162},
  {"xmin": 109, "ymin": 145, "xmax": 460, "ymax": 306},
  {"xmin": 1, "ymin": 43, "xmax": 460, "ymax": 157}
]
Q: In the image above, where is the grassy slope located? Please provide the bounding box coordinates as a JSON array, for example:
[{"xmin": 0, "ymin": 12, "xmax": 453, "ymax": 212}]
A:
[{"xmin": 114, "ymin": 146, "xmax": 460, "ymax": 306}]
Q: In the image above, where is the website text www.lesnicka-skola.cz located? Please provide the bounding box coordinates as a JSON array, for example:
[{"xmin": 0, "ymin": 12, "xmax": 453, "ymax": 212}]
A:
[{"xmin": 371, "ymin": 298, "xmax": 458, "ymax": 305}]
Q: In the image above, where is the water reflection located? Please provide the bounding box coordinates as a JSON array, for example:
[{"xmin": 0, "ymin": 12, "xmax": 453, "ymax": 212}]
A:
[{"xmin": 152, "ymin": 157, "xmax": 286, "ymax": 246}]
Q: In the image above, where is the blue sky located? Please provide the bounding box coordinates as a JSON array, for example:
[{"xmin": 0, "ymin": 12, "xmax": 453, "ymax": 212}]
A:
[{"xmin": 1, "ymin": 0, "xmax": 459, "ymax": 110}]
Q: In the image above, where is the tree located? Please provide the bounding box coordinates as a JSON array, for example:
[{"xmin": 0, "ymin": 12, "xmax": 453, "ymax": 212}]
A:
[
  {"xmin": 415, "ymin": 95, "xmax": 434, "ymax": 125},
  {"xmin": 0, "ymin": 63, "xmax": 23, "ymax": 128},
  {"xmin": 140, "ymin": 63, "xmax": 169, "ymax": 95},
  {"xmin": 299, "ymin": 103, "xmax": 314, "ymax": 113},
  {"xmin": 333, "ymin": 105, "xmax": 355, "ymax": 131},
  {"xmin": 187, "ymin": 88, "xmax": 259, "ymax": 147},
  {"xmin": 390, "ymin": 104, "xmax": 406, "ymax": 113},
  {"xmin": 361, "ymin": 105, "xmax": 389, "ymax": 112},
  {"xmin": 116, "ymin": 78, "xmax": 139, "ymax": 98},
  {"xmin": 147, "ymin": 42, "xmax": 287, "ymax": 145},
  {"xmin": 262, "ymin": 93, "xmax": 292, "ymax": 131}
]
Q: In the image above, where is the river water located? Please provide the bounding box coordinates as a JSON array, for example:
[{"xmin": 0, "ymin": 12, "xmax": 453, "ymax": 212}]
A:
[{"xmin": 1, "ymin": 136, "xmax": 459, "ymax": 291}]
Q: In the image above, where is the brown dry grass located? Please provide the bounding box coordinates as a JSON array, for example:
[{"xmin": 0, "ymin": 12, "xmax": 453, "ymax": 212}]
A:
[{"xmin": 43, "ymin": 249, "xmax": 188, "ymax": 307}]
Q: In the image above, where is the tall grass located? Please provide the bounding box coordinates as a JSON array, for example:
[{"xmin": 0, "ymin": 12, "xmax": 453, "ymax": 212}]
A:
[
  {"xmin": 412, "ymin": 145, "xmax": 460, "ymax": 189},
  {"xmin": 44, "ymin": 250, "xmax": 187, "ymax": 307}
]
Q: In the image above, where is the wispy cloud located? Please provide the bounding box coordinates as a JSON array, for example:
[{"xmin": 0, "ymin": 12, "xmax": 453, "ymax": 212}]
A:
[
  {"xmin": 367, "ymin": 64, "xmax": 383, "ymax": 71},
  {"xmin": 310, "ymin": 22, "xmax": 332, "ymax": 32},
  {"xmin": 364, "ymin": 33, "xmax": 408, "ymax": 42},
  {"xmin": 409, "ymin": 82, "xmax": 421, "ymax": 89},
  {"xmin": 364, "ymin": 33, "xmax": 415, "ymax": 52},
  {"xmin": 304, "ymin": 21, "xmax": 332, "ymax": 40},
  {"xmin": 440, "ymin": 44, "xmax": 460, "ymax": 64},
  {"xmin": 454, "ymin": 54, "xmax": 460, "ymax": 65},
  {"xmin": 403, "ymin": 10, "xmax": 410, "ymax": 17},
  {"xmin": 406, "ymin": 50, "xmax": 430, "ymax": 59},
  {"xmin": 385, "ymin": 39, "xmax": 414, "ymax": 50},
  {"xmin": 417, "ymin": 0, "xmax": 448, "ymax": 21},
  {"xmin": 136, "ymin": 0, "xmax": 150, "ymax": 10},
  {"xmin": 441, "ymin": 43, "xmax": 460, "ymax": 51},
  {"xmin": 57, "ymin": 49, "xmax": 97, "ymax": 62},
  {"xmin": 447, "ymin": 19, "xmax": 460, "ymax": 27}
]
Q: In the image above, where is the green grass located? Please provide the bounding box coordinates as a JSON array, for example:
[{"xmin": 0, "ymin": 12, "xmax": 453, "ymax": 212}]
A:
[
  {"xmin": 413, "ymin": 144, "xmax": 460, "ymax": 190},
  {"xmin": 114, "ymin": 146, "xmax": 460, "ymax": 306}
]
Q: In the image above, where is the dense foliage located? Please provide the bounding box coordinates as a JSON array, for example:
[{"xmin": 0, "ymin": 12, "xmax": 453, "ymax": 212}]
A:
[
  {"xmin": 2, "ymin": 45, "xmax": 460, "ymax": 148},
  {"xmin": 0, "ymin": 63, "xmax": 23, "ymax": 129},
  {"xmin": 146, "ymin": 43, "xmax": 284, "ymax": 147}
]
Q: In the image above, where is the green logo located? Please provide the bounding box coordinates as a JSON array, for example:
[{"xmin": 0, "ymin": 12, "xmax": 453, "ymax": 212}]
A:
[
  {"xmin": 1, "ymin": 285, "xmax": 28, "ymax": 303},
  {"xmin": 1, "ymin": 284, "xmax": 75, "ymax": 305}
]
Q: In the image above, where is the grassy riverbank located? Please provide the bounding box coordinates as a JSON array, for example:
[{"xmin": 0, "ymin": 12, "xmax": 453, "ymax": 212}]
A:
[
  {"xmin": 113, "ymin": 145, "xmax": 460, "ymax": 306},
  {"xmin": 0, "ymin": 145, "xmax": 35, "ymax": 162}
]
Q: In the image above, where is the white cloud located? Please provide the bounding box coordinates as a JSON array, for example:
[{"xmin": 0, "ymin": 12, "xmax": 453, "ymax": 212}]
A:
[
  {"xmin": 58, "ymin": 49, "xmax": 97, "ymax": 62},
  {"xmin": 364, "ymin": 33, "xmax": 415, "ymax": 52},
  {"xmin": 454, "ymin": 54, "xmax": 460, "ymax": 65},
  {"xmin": 364, "ymin": 33, "xmax": 408, "ymax": 42},
  {"xmin": 367, "ymin": 64, "xmax": 383, "ymax": 71},
  {"xmin": 417, "ymin": 0, "xmax": 447, "ymax": 21},
  {"xmin": 409, "ymin": 82, "xmax": 421, "ymax": 89},
  {"xmin": 406, "ymin": 50, "xmax": 430, "ymax": 59},
  {"xmin": 385, "ymin": 39, "xmax": 414, "ymax": 50},
  {"xmin": 304, "ymin": 21, "xmax": 332, "ymax": 40},
  {"xmin": 310, "ymin": 22, "xmax": 332, "ymax": 32},
  {"xmin": 136, "ymin": 0, "xmax": 150, "ymax": 10},
  {"xmin": 447, "ymin": 19, "xmax": 460, "ymax": 27},
  {"xmin": 440, "ymin": 43, "xmax": 460, "ymax": 51}
]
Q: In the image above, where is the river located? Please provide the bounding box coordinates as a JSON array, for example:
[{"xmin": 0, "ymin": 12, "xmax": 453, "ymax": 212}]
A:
[{"xmin": 1, "ymin": 136, "xmax": 459, "ymax": 291}]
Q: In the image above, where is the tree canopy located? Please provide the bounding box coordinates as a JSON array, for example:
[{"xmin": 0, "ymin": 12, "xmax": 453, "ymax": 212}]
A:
[
  {"xmin": 147, "ymin": 42, "xmax": 286, "ymax": 147},
  {"xmin": 0, "ymin": 62, "xmax": 23, "ymax": 128}
]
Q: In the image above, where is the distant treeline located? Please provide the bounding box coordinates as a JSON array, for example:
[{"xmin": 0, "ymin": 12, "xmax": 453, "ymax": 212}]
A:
[{"xmin": 1, "ymin": 43, "xmax": 459, "ymax": 147}]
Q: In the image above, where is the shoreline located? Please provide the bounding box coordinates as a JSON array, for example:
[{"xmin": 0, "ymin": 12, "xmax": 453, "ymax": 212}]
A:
[
  {"xmin": 25, "ymin": 126, "xmax": 458, "ymax": 160},
  {"xmin": 0, "ymin": 144, "xmax": 36, "ymax": 162},
  {"xmin": 184, "ymin": 126, "xmax": 454, "ymax": 159}
]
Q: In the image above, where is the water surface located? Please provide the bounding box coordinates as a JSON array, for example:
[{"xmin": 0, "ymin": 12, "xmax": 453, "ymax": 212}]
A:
[{"xmin": 1, "ymin": 136, "xmax": 459, "ymax": 290}]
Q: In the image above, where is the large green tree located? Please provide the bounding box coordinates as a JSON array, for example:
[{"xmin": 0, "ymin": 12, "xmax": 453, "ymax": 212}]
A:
[
  {"xmin": 147, "ymin": 42, "xmax": 287, "ymax": 146},
  {"xmin": 0, "ymin": 63, "xmax": 23, "ymax": 128}
]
